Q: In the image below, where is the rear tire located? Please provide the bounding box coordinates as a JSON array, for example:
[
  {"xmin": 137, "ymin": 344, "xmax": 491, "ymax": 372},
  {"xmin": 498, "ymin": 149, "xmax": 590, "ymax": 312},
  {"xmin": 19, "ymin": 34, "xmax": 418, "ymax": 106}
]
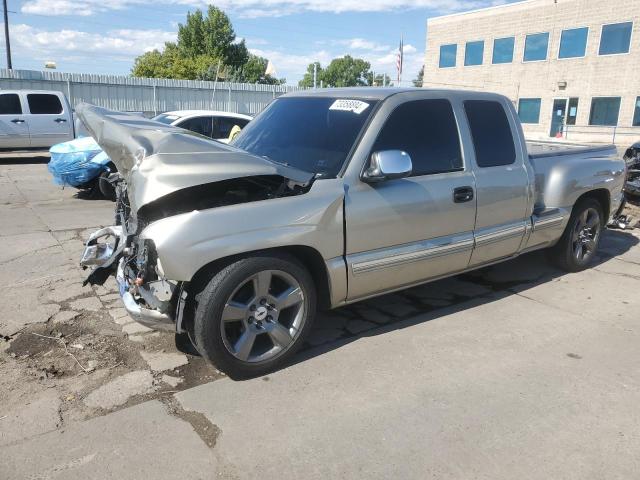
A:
[
  {"xmin": 549, "ymin": 198, "xmax": 603, "ymax": 272},
  {"xmin": 192, "ymin": 253, "xmax": 316, "ymax": 379}
]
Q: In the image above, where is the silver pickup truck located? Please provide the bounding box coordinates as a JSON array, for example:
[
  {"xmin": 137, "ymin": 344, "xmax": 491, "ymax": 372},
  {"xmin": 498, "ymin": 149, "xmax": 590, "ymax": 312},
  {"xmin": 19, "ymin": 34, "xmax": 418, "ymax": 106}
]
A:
[{"xmin": 79, "ymin": 88, "xmax": 625, "ymax": 377}]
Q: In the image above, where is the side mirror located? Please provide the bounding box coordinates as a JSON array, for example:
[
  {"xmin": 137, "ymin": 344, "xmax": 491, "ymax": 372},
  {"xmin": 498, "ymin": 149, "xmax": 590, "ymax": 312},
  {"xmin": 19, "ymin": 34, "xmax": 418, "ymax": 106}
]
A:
[{"xmin": 363, "ymin": 150, "xmax": 412, "ymax": 183}]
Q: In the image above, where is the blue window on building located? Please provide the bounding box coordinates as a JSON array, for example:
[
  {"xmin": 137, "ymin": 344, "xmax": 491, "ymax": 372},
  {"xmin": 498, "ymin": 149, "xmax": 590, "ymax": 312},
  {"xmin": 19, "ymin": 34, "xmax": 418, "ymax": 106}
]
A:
[
  {"xmin": 492, "ymin": 37, "xmax": 515, "ymax": 64},
  {"xmin": 464, "ymin": 41, "xmax": 484, "ymax": 66},
  {"xmin": 518, "ymin": 98, "xmax": 542, "ymax": 124},
  {"xmin": 589, "ymin": 97, "xmax": 621, "ymax": 126},
  {"xmin": 559, "ymin": 27, "xmax": 589, "ymax": 58},
  {"xmin": 439, "ymin": 44, "xmax": 457, "ymax": 68},
  {"xmin": 523, "ymin": 32, "xmax": 549, "ymax": 61},
  {"xmin": 599, "ymin": 22, "xmax": 633, "ymax": 55},
  {"xmin": 633, "ymin": 97, "xmax": 640, "ymax": 127}
]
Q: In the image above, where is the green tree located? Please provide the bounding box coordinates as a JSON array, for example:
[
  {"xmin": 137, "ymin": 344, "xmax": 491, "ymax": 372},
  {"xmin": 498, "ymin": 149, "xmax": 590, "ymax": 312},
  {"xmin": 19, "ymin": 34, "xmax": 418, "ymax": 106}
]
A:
[
  {"xmin": 322, "ymin": 56, "xmax": 371, "ymax": 87},
  {"xmin": 177, "ymin": 9, "xmax": 207, "ymax": 57},
  {"xmin": 132, "ymin": 6, "xmax": 277, "ymax": 83},
  {"xmin": 413, "ymin": 65, "xmax": 424, "ymax": 87},
  {"xmin": 224, "ymin": 54, "xmax": 281, "ymax": 84},
  {"xmin": 298, "ymin": 62, "xmax": 323, "ymax": 88},
  {"xmin": 132, "ymin": 43, "xmax": 218, "ymax": 80},
  {"xmin": 298, "ymin": 56, "xmax": 371, "ymax": 88},
  {"xmin": 373, "ymin": 73, "xmax": 392, "ymax": 87}
]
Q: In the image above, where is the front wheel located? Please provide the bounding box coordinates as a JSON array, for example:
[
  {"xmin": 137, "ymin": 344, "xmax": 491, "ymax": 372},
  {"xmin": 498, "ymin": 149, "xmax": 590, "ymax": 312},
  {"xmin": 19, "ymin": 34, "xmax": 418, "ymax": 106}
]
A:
[
  {"xmin": 192, "ymin": 253, "xmax": 316, "ymax": 378},
  {"xmin": 549, "ymin": 198, "xmax": 603, "ymax": 272}
]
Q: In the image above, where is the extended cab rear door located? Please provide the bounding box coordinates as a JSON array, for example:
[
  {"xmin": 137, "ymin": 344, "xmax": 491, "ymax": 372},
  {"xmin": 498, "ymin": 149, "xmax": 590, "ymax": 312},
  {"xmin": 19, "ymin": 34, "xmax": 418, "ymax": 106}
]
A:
[
  {"xmin": 344, "ymin": 92, "xmax": 477, "ymax": 301},
  {"xmin": 24, "ymin": 92, "xmax": 73, "ymax": 148},
  {"xmin": 462, "ymin": 98, "xmax": 532, "ymax": 266}
]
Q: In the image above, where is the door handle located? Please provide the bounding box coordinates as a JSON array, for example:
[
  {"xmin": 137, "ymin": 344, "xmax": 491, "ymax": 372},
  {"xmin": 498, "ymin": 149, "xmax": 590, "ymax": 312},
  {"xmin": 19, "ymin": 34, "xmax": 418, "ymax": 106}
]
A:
[
  {"xmin": 54, "ymin": 118, "xmax": 67, "ymax": 123},
  {"xmin": 10, "ymin": 118, "xmax": 25, "ymax": 124},
  {"xmin": 453, "ymin": 186, "xmax": 474, "ymax": 203}
]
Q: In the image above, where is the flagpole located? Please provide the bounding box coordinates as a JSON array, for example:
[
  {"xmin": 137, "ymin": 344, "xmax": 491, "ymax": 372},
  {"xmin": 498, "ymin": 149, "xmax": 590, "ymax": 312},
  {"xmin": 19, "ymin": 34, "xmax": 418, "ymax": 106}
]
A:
[{"xmin": 399, "ymin": 34, "xmax": 403, "ymax": 86}]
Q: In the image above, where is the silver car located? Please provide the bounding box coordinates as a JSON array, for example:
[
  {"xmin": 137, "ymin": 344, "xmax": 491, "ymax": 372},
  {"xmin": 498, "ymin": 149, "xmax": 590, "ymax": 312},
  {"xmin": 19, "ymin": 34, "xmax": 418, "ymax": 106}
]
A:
[{"xmin": 79, "ymin": 88, "xmax": 626, "ymax": 378}]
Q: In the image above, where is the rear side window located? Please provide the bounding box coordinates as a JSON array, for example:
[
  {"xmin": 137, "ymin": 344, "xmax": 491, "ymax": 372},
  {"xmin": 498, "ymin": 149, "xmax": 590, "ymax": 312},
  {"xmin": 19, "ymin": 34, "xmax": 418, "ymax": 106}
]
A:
[
  {"xmin": 27, "ymin": 94, "xmax": 63, "ymax": 114},
  {"xmin": 0, "ymin": 94, "xmax": 22, "ymax": 114},
  {"xmin": 372, "ymin": 99, "xmax": 463, "ymax": 176},
  {"xmin": 464, "ymin": 100, "xmax": 516, "ymax": 167},
  {"xmin": 215, "ymin": 117, "xmax": 249, "ymax": 138},
  {"xmin": 177, "ymin": 116, "xmax": 213, "ymax": 137}
]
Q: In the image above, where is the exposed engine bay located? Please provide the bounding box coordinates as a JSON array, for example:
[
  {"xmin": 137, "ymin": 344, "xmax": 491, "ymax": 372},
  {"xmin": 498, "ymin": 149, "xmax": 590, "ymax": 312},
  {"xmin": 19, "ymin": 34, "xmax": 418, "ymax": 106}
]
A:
[{"xmin": 80, "ymin": 171, "xmax": 314, "ymax": 331}]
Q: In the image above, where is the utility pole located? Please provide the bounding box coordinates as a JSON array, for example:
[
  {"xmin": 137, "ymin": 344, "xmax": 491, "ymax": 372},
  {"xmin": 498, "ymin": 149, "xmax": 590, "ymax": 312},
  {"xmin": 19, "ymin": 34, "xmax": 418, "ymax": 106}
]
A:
[
  {"xmin": 3, "ymin": 0, "xmax": 11, "ymax": 69},
  {"xmin": 313, "ymin": 63, "xmax": 317, "ymax": 89}
]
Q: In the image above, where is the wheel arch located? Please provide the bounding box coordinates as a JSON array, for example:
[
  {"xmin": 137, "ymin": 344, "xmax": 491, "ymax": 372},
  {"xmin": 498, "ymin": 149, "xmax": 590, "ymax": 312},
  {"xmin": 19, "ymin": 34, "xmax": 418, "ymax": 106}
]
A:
[
  {"xmin": 188, "ymin": 245, "xmax": 334, "ymax": 311},
  {"xmin": 573, "ymin": 188, "xmax": 610, "ymax": 221}
]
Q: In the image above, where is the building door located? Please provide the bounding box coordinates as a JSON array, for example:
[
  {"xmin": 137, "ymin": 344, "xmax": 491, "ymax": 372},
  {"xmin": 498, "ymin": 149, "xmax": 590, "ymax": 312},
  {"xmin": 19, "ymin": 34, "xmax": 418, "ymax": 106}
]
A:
[
  {"xmin": 549, "ymin": 98, "xmax": 579, "ymax": 137},
  {"xmin": 550, "ymin": 98, "xmax": 567, "ymax": 137}
]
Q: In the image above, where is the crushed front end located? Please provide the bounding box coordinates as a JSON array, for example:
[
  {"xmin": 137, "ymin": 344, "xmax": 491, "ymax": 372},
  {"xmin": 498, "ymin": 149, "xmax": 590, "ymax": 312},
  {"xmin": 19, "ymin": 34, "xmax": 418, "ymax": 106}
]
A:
[{"xmin": 80, "ymin": 180, "xmax": 182, "ymax": 331}]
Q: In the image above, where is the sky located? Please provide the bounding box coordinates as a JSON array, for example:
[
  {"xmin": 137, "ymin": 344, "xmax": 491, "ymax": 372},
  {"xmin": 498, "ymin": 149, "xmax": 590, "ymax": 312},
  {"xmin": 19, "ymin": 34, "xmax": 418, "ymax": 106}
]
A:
[{"xmin": 1, "ymin": 0, "xmax": 517, "ymax": 85}]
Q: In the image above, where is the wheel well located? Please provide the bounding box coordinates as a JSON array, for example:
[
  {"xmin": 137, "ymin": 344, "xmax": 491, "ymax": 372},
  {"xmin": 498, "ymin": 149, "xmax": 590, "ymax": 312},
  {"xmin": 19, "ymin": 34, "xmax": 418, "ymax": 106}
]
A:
[
  {"xmin": 188, "ymin": 246, "xmax": 333, "ymax": 310},
  {"xmin": 574, "ymin": 189, "xmax": 610, "ymax": 221}
]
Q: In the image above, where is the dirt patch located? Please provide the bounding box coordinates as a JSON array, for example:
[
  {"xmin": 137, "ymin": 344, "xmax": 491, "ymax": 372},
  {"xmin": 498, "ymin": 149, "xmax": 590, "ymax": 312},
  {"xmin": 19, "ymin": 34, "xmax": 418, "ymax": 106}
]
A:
[
  {"xmin": 161, "ymin": 395, "xmax": 221, "ymax": 449},
  {"xmin": 6, "ymin": 311, "xmax": 144, "ymax": 379},
  {"xmin": 0, "ymin": 303, "xmax": 226, "ymax": 427}
]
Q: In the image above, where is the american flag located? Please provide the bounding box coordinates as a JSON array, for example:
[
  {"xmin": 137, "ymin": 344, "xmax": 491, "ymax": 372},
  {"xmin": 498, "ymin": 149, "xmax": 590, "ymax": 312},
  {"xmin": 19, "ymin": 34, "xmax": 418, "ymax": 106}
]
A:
[{"xmin": 396, "ymin": 36, "xmax": 404, "ymax": 84}]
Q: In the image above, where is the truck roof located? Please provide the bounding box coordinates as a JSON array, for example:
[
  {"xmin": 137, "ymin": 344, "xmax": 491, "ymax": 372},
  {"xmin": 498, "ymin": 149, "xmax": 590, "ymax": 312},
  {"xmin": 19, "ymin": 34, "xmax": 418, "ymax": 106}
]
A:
[
  {"xmin": 162, "ymin": 110, "xmax": 253, "ymax": 120},
  {"xmin": 283, "ymin": 87, "xmax": 507, "ymax": 102}
]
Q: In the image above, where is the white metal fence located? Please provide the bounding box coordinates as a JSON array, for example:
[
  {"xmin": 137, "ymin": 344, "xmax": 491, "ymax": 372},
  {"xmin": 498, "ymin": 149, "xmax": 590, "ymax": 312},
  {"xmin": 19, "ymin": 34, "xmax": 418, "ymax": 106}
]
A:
[{"xmin": 0, "ymin": 69, "xmax": 304, "ymax": 116}]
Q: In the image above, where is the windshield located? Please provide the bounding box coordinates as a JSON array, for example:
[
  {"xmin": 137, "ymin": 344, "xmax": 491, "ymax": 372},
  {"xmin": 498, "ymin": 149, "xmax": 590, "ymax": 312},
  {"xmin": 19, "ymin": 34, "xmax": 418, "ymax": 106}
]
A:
[
  {"xmin": 152, "ymin": 113, "xmax": 181, "ymax": 125},
  {"xmin": 233, "ymin": 97, "xmax": 378, "ymax": 178}
]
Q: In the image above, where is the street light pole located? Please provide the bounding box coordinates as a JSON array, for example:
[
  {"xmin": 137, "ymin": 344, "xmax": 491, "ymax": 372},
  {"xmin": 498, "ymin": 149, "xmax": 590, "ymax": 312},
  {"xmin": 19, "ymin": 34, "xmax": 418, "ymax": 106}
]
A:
[{"xmin": 3, "ymin": 0, "xmax": 11, "ymax": 69}]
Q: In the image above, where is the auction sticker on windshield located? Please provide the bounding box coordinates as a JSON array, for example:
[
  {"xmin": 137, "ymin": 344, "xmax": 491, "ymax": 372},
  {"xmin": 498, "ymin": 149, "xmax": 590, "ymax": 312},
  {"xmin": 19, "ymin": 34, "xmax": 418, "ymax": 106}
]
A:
[{"xmin": 329, "ymin": 99, "xmax": 370, "ymax": 114}]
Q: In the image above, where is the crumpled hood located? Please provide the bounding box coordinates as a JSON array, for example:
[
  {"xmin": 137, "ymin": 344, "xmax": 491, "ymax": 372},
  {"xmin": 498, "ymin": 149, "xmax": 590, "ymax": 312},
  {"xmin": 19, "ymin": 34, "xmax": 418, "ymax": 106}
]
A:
[{"xmin": 76, "ymin": 103, "xmax": 314, "ymax": 212}]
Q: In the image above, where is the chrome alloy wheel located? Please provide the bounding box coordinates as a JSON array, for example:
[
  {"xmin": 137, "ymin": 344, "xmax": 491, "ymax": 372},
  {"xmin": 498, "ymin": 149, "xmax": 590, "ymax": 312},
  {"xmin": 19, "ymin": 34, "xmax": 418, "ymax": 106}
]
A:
[
  {"xmin": 571, "ymin": 207, "xmax": 601, "ymax": 263},
  {"xmin": 220, "ymin": 269, "xmax": 306, "ymax": 363}
]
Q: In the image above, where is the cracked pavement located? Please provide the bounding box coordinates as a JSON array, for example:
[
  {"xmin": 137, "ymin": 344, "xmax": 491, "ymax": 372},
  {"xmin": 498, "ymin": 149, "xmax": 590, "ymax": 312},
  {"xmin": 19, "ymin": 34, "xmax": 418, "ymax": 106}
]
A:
[{"xmin": 1, "ymin": 153, "xmax": 640, "ymax": 479}]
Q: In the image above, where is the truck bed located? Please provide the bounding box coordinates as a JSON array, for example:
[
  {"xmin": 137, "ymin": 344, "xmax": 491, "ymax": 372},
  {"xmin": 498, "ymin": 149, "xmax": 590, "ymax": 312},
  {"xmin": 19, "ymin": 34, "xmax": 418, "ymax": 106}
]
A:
[{"xmin": 527, "ymin": 141, "xmax": 615, "ymax": 159}]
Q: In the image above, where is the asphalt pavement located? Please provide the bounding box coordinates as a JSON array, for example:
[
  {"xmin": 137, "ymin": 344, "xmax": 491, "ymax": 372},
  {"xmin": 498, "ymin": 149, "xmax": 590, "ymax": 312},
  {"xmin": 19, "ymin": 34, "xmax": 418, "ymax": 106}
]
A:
[{"xmin": 1, "ymin": 152, "xmax": 639, "ymax": 479}]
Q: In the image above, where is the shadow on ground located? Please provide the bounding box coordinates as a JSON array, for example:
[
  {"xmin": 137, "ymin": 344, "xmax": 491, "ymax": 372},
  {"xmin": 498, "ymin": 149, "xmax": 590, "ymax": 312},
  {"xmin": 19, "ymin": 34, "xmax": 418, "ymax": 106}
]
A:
[
  {"xmin": 278, "ymin": 229, "xmax": 639, "ymax": 377},
  {"xmin": 0, "ymin": 150, "xmax": 50, "ymax": 165}
]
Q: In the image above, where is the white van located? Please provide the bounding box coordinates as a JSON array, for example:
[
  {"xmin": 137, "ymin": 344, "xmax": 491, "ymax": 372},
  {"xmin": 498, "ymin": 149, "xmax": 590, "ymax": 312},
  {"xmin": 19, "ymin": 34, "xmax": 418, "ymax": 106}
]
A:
[{"xmin": 0, "ymin": 90, "xmax": 74, "ymax": 149}]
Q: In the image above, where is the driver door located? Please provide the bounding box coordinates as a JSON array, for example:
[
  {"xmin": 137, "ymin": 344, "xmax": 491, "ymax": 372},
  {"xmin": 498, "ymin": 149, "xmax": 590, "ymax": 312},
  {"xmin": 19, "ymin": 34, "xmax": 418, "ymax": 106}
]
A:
[{"xmin": 345, "ymin": 96, "xmax": 477, "ymax": 301}]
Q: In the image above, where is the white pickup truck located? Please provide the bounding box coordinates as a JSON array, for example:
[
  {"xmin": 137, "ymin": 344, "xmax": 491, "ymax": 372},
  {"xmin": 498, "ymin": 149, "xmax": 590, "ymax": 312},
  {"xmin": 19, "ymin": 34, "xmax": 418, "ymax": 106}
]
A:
[{"xmin": 0, "ymin": 90, "xmax": 73, "ymax": 149}]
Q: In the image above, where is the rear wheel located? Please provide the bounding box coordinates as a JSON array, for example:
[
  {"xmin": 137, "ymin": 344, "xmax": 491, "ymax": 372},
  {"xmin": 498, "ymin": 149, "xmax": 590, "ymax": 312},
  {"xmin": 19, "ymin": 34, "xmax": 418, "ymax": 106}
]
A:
[
  {"xmin": 549, "ymin": 198, "xmax": 603, "ymax": 272},
  {"xmin": 192, "ymin": 253, "xmax": 316, "ymax": 378}
]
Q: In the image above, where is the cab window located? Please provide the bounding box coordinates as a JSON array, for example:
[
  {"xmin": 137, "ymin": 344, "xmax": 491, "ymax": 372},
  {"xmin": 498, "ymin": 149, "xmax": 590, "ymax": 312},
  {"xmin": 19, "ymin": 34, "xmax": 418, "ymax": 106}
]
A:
[
  {"xmin": 27, "ymin": 94, "xmax": 63, "ymax": 114},
  {"xmin": 464, "ymin": 100, "xmax": 516, "ymax": 167},
  {"xmin": 177, "ymin": 116, "xmax": 213, "ymax": 137},
  {"xmin": 372, "ymin": 99, "xmax": 463, "ymax": 176},
  {"xmin": 215, "ymin": 117, "xmax": 249, "ymax": 138},
  {"xmin": 0, "ymin": 94, "xmax": 22, "ymax": 115}
]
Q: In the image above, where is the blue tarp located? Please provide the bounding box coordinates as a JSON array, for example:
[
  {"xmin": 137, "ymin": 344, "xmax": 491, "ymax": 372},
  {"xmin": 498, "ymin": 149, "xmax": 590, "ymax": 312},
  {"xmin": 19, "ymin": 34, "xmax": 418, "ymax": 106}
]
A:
[{"xmin": 48, "ymin": 137, "xmax": 111, "ymax": 187}]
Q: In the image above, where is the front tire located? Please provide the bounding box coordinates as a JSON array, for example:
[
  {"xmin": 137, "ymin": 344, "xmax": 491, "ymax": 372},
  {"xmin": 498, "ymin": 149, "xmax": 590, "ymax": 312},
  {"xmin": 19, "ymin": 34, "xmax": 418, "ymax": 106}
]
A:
[
  {"xmin": 549, "ymin": 198, "xmax": 603, "ymax": 272},
  {"xmin": 192, "ymin": 253, "xmax": 316, "ymax": 378}
]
